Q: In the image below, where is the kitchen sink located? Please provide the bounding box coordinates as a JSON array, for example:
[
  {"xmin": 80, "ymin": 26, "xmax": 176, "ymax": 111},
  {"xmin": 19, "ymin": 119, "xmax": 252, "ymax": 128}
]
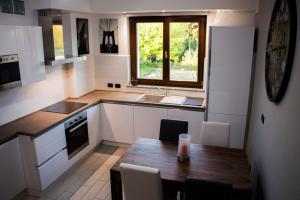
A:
[
  {"xmin": 136, "ymin": 94, "xmax": 187, "ymax": 105},
  {"xmin": 136, "ymin": 94, "xmax": 165, "ymax": 103}
]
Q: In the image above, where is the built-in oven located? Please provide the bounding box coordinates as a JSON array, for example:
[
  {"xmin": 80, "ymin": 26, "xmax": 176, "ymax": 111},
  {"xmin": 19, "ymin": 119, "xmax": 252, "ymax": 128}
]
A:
[
  {"xmin": 64, "ymin": 111, "xmax": 89, "ymax": 159},
  {"xmin": 0, "ymin": 54, "xmax": 21, "ymax": 91}
]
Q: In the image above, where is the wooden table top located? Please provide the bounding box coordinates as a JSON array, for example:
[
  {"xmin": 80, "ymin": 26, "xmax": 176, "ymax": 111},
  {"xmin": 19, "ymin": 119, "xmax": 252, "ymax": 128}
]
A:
[{"xmin": 111, "ymin": 138, "xmax": 251, "ymax": 191}]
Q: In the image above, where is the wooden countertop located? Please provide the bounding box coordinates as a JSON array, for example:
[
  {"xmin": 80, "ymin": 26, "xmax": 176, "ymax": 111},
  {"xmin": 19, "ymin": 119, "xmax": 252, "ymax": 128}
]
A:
[{"xmin": 0, "ymin": 90, "xmax": 205, "ymax": 145}]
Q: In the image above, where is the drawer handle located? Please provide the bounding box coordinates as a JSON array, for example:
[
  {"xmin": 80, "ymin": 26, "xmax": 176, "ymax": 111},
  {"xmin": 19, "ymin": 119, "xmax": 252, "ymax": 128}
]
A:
[{"xmin": 68, "ymin": 120, "xmax": 87, "ymax": 133}]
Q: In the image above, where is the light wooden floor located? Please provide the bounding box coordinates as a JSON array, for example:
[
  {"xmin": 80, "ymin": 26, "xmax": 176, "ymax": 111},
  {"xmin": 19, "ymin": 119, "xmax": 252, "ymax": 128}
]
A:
[{"xmin": 23, "ymin": 145, "xmax": 126, "ymax": 200}]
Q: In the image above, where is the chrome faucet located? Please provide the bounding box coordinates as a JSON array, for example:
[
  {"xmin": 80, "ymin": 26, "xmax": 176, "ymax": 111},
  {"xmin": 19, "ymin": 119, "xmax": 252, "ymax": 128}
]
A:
[{"xmin": 155, "ymin": 86, "xmax": 169, "ymax": 96}]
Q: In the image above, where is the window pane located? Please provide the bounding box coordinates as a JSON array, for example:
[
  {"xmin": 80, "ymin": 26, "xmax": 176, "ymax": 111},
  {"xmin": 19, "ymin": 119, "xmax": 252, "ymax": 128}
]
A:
[
  {"xmin": 52, "ymin": 25, "xmax": 65, "ymax": 59},
  {"xmin": 170, "ymin": 22, "xmax": 199, "ymax": 82},
  {"xmin": 137, "ymin": 23, "xmax": 163, "ymax": 80}
]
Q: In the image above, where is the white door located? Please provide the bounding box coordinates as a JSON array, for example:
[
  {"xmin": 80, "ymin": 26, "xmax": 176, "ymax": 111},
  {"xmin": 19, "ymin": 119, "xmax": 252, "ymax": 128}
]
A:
[
  {"xmin": 167, "ymin": 109, "xmax": 204, "ymax": 144},
  {"xmin": 134, "ymin": 106, "xmax": 167, "ymax": 139},
  {"xmin": 0, "ymin": 138, "xmax": 26, "ymax": 200},
  {"xmin": 101, "ymin": 103, "xmax": 134, "ymax": 143},
  {"xmin": 16, "ymin": 26, "xmax": 46, "ymax": 86}
]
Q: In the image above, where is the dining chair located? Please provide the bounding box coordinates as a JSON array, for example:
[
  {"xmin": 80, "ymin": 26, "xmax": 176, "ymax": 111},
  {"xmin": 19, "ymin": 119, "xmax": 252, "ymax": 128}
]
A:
[
  {"xmin": 184, "ymin": 177, "xmax": 233, "ymax": 200},
  {"xmin": 200, "ymin": 121, "xmax": 230, "ymax": 147},
  {"xmin": 159, "ymin": 119, "xmax": 188, "ymax": 142},
  {"xmin": 120, "ymin": 163, "xmax": 163, "ymax": 200}
]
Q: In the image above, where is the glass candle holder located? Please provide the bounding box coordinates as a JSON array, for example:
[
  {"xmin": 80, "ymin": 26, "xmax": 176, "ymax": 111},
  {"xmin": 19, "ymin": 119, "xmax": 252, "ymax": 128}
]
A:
[{"xmin": 177, "ymin": 134, "xmax": 191, "ymax": 162}]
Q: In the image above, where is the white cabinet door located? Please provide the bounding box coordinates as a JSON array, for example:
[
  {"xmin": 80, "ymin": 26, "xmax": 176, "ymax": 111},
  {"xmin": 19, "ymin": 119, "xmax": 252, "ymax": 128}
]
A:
[
  {"xmin": 208, "ymin": 26, "xmax": 254, "ymax": 116},
  {"xmin": 34, "ymin": 124, "xmax": 66, "ymax": 166},
  {"xmin": 167, "ymin": 109, "xmax": 204, "ymax": 144},
  {"xmin": 207, "ymin": 113, "xmax": 246, "ymax": 149},
  {"xmin": 87, "ymin": 104, "xmax": 101, "ymax": 148},
  {"xmin": 16, "ymin": 26, "xmax": 46, "ymax": 86},
  {"xmin": 134, "ymin": 106, "xmax": 167, "ymax": 140},
  {"xmin": 0, "ymin": 26, "xmax": 17, "ymax": 55},
  {"xmin": 101, "ymin": 103, "xmax": 134, "ymax": 143},
  {"xmin": 0, "ymin": 138, "xmax": 26, "ymax": 200},
  {"xmin": 38, "ymin": 149, "xmax": 70, "ymax": 190}
]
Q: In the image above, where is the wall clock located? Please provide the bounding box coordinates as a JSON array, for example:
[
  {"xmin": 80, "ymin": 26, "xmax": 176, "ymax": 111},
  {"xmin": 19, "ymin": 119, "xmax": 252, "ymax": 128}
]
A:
[{"xmin": 265, "ymin": 0, "xmax": 297, "ymax": 103}]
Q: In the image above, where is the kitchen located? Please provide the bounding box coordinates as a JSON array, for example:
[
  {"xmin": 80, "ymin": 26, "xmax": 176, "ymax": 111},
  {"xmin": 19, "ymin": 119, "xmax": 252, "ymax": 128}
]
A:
[{"xmin": 0, "ymin": 0, "xmax": 299, "ymax": 200}]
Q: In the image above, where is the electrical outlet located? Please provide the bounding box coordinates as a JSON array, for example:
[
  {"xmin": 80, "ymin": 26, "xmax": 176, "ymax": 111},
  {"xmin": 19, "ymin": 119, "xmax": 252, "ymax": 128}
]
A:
[
  {"xmin": 115, "ymin": 83, "xmax": 121, "ymax": 88},
  {"xmin": 107, "ymin": 83, "xmax": 113, "ymax": 88},
  {"xmin": 261, "ymin": 114, "xmax": 265, "ymax": 124}
]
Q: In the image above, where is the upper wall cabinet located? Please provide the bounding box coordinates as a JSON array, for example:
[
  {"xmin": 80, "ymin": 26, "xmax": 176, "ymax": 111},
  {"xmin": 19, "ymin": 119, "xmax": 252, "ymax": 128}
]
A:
[
  {"xmin": 0, "ymin": 26, "xmax": 46, "ymax": 89},
  {"xmin": 16, "ymin": 26, "xmax": 46, "ymax": 86}
]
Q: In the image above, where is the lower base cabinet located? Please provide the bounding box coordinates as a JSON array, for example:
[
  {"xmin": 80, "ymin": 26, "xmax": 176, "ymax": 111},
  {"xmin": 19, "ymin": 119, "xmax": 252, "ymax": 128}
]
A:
[
  {"xmin": 101, "ymin": 103, "xmax": 134, "ymax": 143},
  {"xmin": 100, "ymin": 103, "xmax": 205, "ymax": 144},
  {"xmin": 167, "ymin": 109, "xmax": 204, "ymax": 144},
  {"xmin": 38, "ymin": 149, "xmax": 70, "ymax": 190},
  {"xmin": 0, "ymin": 138, "xmax": 26, "ymax": 200},
  {"xmin": 134, "ymin": 106, "xmax": 167, "ymax": 139}
]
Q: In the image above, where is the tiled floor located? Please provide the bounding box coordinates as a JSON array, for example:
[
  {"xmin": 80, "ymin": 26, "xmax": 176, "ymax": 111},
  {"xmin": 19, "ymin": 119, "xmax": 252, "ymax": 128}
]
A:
[{"xmin": 23, "ymin": 145, "xmax": 126, "ymax": 200}]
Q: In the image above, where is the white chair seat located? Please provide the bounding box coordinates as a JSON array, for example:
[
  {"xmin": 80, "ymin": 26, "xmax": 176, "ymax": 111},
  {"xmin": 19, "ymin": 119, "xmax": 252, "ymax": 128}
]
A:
[
  {"xmin": 200, "ymin": 121, "xmax": 230, "ymax": 147},
  {"xmin": 120, "ymin": 163, "xmax": 163, "ymax": 200}
]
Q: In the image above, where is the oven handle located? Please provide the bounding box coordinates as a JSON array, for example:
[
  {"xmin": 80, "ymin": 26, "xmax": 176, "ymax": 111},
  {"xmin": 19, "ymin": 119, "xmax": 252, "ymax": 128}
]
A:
[{"xmin": 68, "ymin": 120, "xmax": 88, "ymax": 133}]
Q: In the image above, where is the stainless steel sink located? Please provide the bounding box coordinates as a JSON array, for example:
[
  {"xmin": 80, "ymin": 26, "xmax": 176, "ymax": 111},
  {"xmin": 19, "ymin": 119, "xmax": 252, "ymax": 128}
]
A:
[
  {"xmin": 136, "ymin": 94, "xmax": 165, "ymax": 103},
  {"xmin": 136, "ymin": 94, "xmax": 187, "ymax": 105}
]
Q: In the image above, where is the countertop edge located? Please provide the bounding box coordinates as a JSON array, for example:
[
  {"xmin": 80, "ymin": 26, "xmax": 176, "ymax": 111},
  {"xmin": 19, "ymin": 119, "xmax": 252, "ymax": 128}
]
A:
[{"xmin": 0, "ymin": 91, "xmax": 206, "ymax": 145}]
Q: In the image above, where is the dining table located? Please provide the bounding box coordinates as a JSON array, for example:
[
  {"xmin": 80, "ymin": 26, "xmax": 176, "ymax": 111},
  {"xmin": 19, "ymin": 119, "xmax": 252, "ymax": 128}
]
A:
[{"xmin": 110, "ymin": 138, "xmax": 252, "ymax": 200}]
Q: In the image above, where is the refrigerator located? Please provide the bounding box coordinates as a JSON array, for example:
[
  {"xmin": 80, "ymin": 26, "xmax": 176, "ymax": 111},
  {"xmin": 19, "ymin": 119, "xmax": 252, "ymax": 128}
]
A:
[{"xmin": 206, "ymin": 26, "xmax": 255, "ymax": 149}]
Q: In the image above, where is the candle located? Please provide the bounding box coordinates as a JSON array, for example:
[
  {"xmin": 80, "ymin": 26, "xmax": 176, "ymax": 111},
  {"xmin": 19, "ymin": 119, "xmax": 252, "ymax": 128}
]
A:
[{"xmin": 177, "ymin": 134, "xmax": 191, "ymax": 162}]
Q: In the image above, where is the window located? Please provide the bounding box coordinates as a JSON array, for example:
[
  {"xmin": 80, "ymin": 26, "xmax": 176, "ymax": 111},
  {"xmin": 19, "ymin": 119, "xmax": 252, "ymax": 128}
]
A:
[
  {"xmin": 130, "ymin": 16, "xmax": 206, "ymax": 88},
  {"xmin": 52, "ymin": 24, "xmax": 65, "ymax": 59}
]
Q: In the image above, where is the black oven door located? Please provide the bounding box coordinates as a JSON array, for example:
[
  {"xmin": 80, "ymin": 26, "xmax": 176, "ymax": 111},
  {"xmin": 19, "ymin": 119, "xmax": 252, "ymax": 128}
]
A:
[
  {"xmin": 0, "ymin": 61, "xmax": 21, "ymax": 90},
  {"xmin": 65, "ymin": 118, "xmax": 89, "ymax": 159}
]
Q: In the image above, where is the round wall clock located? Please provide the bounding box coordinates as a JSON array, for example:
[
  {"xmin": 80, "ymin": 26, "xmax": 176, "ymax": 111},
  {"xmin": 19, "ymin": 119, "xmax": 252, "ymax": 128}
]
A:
[{"xmin": 265, "ymin": 0, "xmax": 297, "ymax": 103}]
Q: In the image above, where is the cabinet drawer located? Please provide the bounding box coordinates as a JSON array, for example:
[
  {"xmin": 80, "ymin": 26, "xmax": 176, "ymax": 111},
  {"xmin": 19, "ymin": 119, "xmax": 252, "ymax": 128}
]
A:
[
  {"xmin": 38, "ymin": 149, "xmax": 69, "ymax": 190},
  {"xmin": 34, "ymin": 124, "xmax": 66, "ymax": 166}
]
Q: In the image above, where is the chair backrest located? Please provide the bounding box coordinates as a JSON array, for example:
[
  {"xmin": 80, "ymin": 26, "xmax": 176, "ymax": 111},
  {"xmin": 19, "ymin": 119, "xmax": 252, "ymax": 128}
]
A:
[
  {"xmin": 159, "ymin": 119, "xmax": 188, "ymax": 142},
  {"xmin": 200, "ymin": 121, "xmax": 230, "ymax": 147},
  {"xmin": 185, "ymin": 177, "xmax": 233, "ymax": 200},
  {"xmin": 120, "ymin": 163, "xmax": 163, "ymax": 200}
]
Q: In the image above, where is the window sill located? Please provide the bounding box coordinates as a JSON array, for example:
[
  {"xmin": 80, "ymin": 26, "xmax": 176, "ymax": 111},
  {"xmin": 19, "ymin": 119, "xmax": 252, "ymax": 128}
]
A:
[{"xmin": 126, "ymin": 84, "xmax": 205, "ymax": 93}]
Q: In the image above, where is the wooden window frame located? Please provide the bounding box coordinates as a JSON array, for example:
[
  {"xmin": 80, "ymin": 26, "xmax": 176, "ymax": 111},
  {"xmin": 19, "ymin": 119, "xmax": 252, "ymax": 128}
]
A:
[{"xmin": 130, "ymin": 16, "xmax": 206, "ymax": 88}]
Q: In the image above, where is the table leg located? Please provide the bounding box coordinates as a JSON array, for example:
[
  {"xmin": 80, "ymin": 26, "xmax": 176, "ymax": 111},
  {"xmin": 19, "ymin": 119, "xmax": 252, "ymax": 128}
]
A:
[{"xmin": 110, "ymin": 169, "xmax": 123, "ymax": 200}]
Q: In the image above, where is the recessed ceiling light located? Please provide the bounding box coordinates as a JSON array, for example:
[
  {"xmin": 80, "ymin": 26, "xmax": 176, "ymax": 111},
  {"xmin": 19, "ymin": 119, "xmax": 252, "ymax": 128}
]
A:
[
  {"xmin": 122, "ymin": 11, "xmax": 127, "ymax": 14},
  {"xmin": 161, "ymin": 10, "xmax": 166, "ymax": 13}
]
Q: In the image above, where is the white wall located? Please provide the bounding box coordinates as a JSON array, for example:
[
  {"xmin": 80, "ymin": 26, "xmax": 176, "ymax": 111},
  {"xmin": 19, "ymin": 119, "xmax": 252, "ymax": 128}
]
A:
[
  {"xmin": 0, "ymin": 0, "xmax": 37, "ymax": 26},
  {"xmin": 92, "ymin": 11, "xmax": 255, "ymax": 97},
  {"xmin": 247, "ymin": 0, "xmax": 300, "ymax": 199},
  {"xmin": 0, "ymin": 67, "xmax": 67, "ymax": 125}
]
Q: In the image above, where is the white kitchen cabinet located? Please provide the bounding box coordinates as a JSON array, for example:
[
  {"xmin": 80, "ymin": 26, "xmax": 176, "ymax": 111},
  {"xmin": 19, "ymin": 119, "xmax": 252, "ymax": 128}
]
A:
[
  {"xmin": 167, "ymin": 109, "xmax": 204, "ymax": 144},
  {"xmin": 19, "ymin": 123, "xmax": 69, "ymax": 192},
  {"xmin": 16, "ymin": 26, "xmax": 46, "ymax": 86},
  {"xmin": 0, "ymin": 26, "xmax": 18, "ymax": 55},
  {"xmin": 38, "ymin": 149, "xmax": 70, "ymax": 190},
  {"xmin": 207, "ymin": 26, "xmax": 254, "ymax": 149},
  {"xmin": 87, "ymin": 104, "xmax": 102, "ymax": 147},
  {"xmin": 0, "ymin": 138, "xmax": 26, "ymax": 200},
  {"xmin": 134, "ymin": 106, "xmax": 167, "ymax": 140},
  {"xmin": 34, "ymin": 124, "xmax": 66, "ymax": 166},
  {"xmin": 101, "ymin": 103, "xmax": 134, "ymax": 143}
]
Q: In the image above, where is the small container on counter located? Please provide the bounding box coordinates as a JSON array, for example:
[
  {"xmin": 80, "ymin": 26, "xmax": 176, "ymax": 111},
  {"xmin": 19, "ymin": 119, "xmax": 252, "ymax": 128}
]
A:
[{"xmin": 177, "ymin": 134, "xmax": 191, "ymax": 162}]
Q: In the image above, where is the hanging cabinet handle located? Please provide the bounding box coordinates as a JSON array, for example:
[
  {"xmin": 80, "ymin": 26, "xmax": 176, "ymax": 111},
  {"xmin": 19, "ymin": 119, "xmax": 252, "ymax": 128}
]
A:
[{"xmin": 164, "ymin": 51, "xmax": 168, "ymax": 59}]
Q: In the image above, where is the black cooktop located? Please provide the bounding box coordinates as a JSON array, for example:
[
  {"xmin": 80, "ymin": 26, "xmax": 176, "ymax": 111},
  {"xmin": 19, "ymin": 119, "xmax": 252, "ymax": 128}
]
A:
[{"xmin": 42, "ymin": 101, "xmax": 88, "ymax": 114}]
